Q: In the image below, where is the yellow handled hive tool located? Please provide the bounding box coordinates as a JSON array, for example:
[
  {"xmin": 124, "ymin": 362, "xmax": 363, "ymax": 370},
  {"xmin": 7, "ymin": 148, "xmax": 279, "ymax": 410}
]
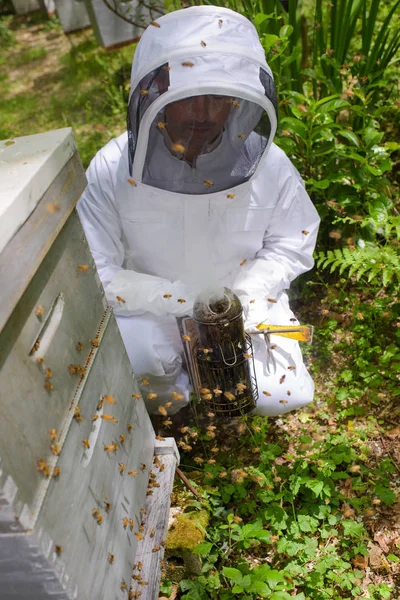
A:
[{"xmin": 255, "ymin": 323, "xmax": 313, "ymax": 343}]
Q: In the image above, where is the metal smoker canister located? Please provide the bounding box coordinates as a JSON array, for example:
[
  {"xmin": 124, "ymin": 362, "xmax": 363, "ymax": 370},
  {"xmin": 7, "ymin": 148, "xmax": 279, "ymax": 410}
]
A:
[{"xmin": 192, "ymin": 287, "xmax": 258, "ymax": 418}]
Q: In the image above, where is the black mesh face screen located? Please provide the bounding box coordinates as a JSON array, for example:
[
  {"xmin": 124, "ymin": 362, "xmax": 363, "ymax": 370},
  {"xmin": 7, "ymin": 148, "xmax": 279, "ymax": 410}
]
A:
[{"xmin": 127, "ymin": 61, "xmax": 278, "ymax": 193}]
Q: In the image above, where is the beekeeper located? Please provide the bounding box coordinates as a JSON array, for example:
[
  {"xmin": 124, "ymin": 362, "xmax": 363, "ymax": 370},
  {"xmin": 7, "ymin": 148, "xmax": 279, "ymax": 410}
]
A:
[{"xmin": 77, "ymin": 5, "xmax": 320, "ymax": 417}]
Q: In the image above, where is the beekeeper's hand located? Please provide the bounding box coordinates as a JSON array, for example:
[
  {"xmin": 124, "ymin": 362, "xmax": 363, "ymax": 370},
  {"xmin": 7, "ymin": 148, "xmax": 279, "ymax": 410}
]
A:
[{"xmin": 236, "ymin": 292, "xmax": 270, "ymax": 336}]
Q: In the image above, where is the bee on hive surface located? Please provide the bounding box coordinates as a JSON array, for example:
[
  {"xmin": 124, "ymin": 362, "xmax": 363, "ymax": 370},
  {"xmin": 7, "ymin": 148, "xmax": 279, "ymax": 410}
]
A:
[
  {"xmin": 77, "ymin": 264, "xmax": 90, "ymax": 272},
  {"xmin": 101, "ymin": 414, "xmax": 118, "ymax": 423},
  {"xmin": 147, "ymin": 393, "xmax": 158, "ymax": 400},
  {"xmin": 149, "ymin": 528, "xmax": 155, "ymax": 537},
  {"xmin": 120, "ymin": 434, "xmax": 125, "ymax": 444},
  {"xmin": 140, "ymin": 463, "xmax": 147, "ymax": 471},
  {"xmin": 133, "ymin": 574, "xmax": 141, "ymax": 581},
  {"xmin": 127, "ymin": 424, "xmax": 134, "ymax": 432},
  {"xmin": 104, "ymin": 442, "xmax": 118, "ymax": 453},
  {"xmin": 122, "ymin": 517, "xmax": 129, "ymax": 529},
  {"xmin": 227, "ymin": 193, "xmax": 235, "ymax": 199},
  {"xmin": 76, "ymin": 342, "xmax": 83, "ymax": 351},
  {"xmin": 155, "ymin": 435, "xmax": 165, "ymax": 441},
  {"xmin": 129, "ymin": 519, "xmax": 134, "ymax": 531},
  {"xmin": 128, "ymin": 470, "xmax": 138, "ymax": 476},
  {"xmin": 158, "ymin": 405, "xmax": 167, "ymax": 416},
  {"xmin": 146, "ymin": 490, "xmax": 153, "ymax": 496},
  {"xmin": 203, "ymin": 180, "xmax": 213, "ymax": 187},
  {"xmin": 141, "ymin": 378, "xmax": 149, "ymax": 386},
  {"xmin": 82, "ymin": 438, "xmax": 90, "ymax": 449},
  {"xmin": 36, "ymin": 305, "xmax": 44, "ymax": 318},
  {"xmin": 104, "ymin": 394, "xmax": 116, "ymax": 404},
  {"xmin": 50, "ymin": 444, "xmax": 60, "ymax": 456},
  {"xmin": 138, "ymin": 580, "xmax": 148, "ymax": 586},
  {"xmin": 171, "ymin": 391, "xmax": 184, "ymax": 400},
  {"xmin": 107, "ymin": 552, "xmax": 114, "ymax": 564},
  {"xmin": 224, "ymin": 391, "xmax": 236, "ymax": 401},
  {"xmin": 37, "ymin": 459, "xmax": 50, "ymax": 478},
  {"xmin": 152, "ymin": 546, "xmax": 160, "ymax": 552},
  {"xmin": 139, "ymin": 524, "xmax": 145, "ymax": 533},
  {"xmin": 119, "ymin": 463, "xmax": 125, "ymax": 475},
  {"xmin": 49, "ymin": 429, "xmax": 57, "ymax": 442},
  {"xmin": 135, "ymin": 532, "xmax": 144, "ymax": 541},
  {"xmin": 132, "ymin": 393, "xmax": 141, "ymax": 399},
  {"xmin": 91, "ymin": 338, "xmax": 99, "ymax": 348},
  {"xmin": 44, "ymin": 381, "xmax": 53, "ymax": 392},
  {"xmin": 182, "ymin": 334, "xmax": 191, "ymax": 342}
]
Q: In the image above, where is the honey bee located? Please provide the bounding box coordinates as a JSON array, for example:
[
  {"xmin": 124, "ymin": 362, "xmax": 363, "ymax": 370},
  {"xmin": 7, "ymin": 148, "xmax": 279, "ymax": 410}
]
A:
[
  {"xmin": 83, "ymin": 438, "xmax": 90, "ymax": 449},
  {"xmin": 53, "ymin": 467, "xmax": 61, "ymax": 478},
  {"xmin": 68, "ymin": 364, "xmax": 77, "ymax": 374},
  {"xmin": 267, "ymin": 298, "xmax": 277, "ymax": 303},
  {"xmin": 182, "ymin": 334, "xmax": 191, "ymax": 342},
  {"xmin": 132, "ymin": 393, "xmax": 141, "ymax": 399},
  {"xmin": 202, "ymin": 393, "xmax": 213, "ymax": 400},
  {"xmin": 147, "ymin": 393, "xmax": 158, "ymax": 400},
  {"xmin": 97, "ymin": 398, "xmax": 104, "ymax": 410},
  {"xmin": 171, "ymin": 391, "xmax": 184, "ymax": 400},
  {"xmin": 92, "ymin": 508, "xmax": 99, "ymax": 518},
  {"xmin": 211, "ymin": 447, "xmax": 220, "ymax": 454},
  {"xmin": 271, "ymin": 344, "xmax": 277, "ymax": 349},
  {"xmin": 139, "ymin": 524, "xmax": 145, "ymax": 533},
  {"xmin": 150, "ymin": 528, "xmax": 155, "ymax": 537},
  {"xmin": 279, "ymin": 399, "xmax": 288, "ymax": 404},
  {"xmin": 129, "ymin": 590, "xmax": 141, "ymax": 599},
  {"xmin": 227, "ymin": 193, "xmax": 235, "ymax": 199},
  {"xmin": 146, "ymin": 490, "xmax": 153, "ymax": 496},
  {"xmin": 238, "ymin": 134, "xmax": 245, "ymax": 139},
  {"xmin": 76, "ymin": 342, "xmax": 83, "ymax": 352},
  {"xmin": 287, "ymin": 390, "xmax": 291, "ymax": 396},
  {"xmin": 46, "ymin": 202, "xmax": 60, "ymax": 213},
  {"xmin": 302, "ymin": 230, "xmax": 309, "ymax": 235},
  {"xmin": 104, "ymin": 394, "xmax": 116, "ymax": 404},
  {"xmin": 36, "ymin": 356, "xmax": 44, "ymax": 364},
  {"xmin": 119, "ymin": 463, "xmax": 125, "ymax": 475},
  {"xmin": 263, "ymin": 391, "xmax": 271, "ymax": 396},
  {"xmin": 49, "ymin": 428, "xmax": 57, "ymax": 441},
  {"xmin": 138, "ymin": 580, "xmax": 148, "ymax": 586},
  {"xmin": 164, "ymin": 402, "xmax": 172, "ymax": 409},
  {"xmin": 104, "ymin": 442, "xmax": 118, "ymax": 453},
  {"xmin": 249, "ymin": 299, "xmax": 256, "ymax": 304},
  {"xmin": 108, "ymin": 552, "xmax": 114, "ymax": 564},
  {"xmin": 55, "ymin": 545, "xmax": 62, "ymax": 555},
  {"xmin": 213, "ymin": 389, "xmax": 222, "ymax": 395},
  {"xmin": 121, "ymin": 580, "xmax": 127, "ymax": 591},
  {"xmin": 203, "ymin": 180, "xmax": 213, "ymax": 187},
  {"xmin": 236, "ymin": 383, "xmax": 247, "ymax": 392},
  {"xmin": 37, "ymin": 459, "xmax": 50, "ymax": 478},
  {"xmin": 200, "ymin": 387, "xmax": 210, "ymax": 394},
  {"xmin": 194, "ymin": 457, "xmax": 204, "ymax": 464},
  {"xmin": 240, "ymin": 259, "xmax": 247, "ymax": 266},
  {"xmin": 243, "ymin": 353, "xmax": 253, "ymax": 359},
  {"xmin": 218, "ymin": 18, "xmax": 223, "ymax": 26},
  {"xmin": 157, "ymin": 121, "xmax": 165, "ymax": 129},
  {"xmin": 50, "ymin": 444, "xmax": 60, "ymax": 456},
  {"xmin": 140, "ymin": 508, "xmax": 147, "ymax": 516},
  {"xmin": 232, "ymin": 101, "xmax": 241, "ymax": 109},
  {"xmin": 139, "ymin": 90, "xmax": 149, "ymax": 95},
  {"xmin": 122, "ymin": 517, "xmax": 129, "ymax": 529},
  {"xmin": 135, "ymin": 532, "xmax": 144, "ymax": 541},
  {"xmin": 91, "ymin": 338, "xmax": 99, "ymax": 348},
  {"xmin": 101, "ymin": 415, "xmax": 118, "ymax": 423},
  {"xmin": 36, "ymin": 305, "xmax": 44, "ymax": 318},
  {"xmin": 158, "ymin": 406, "xmax": 167, "ymax": 416},
  {"xmin": 207, "ymin": 412, "xmax": 215, "ymax": 417},
  {"xmin": 287, "ymin": 365, "xmax": 296, "ymax": 371},
  {"xmin": 182, "ymin": 61, "xmax": 194, "ymax": 67},
  {"xmin": 180, "ymin": 426, "xmax": 189, "ymax": 434},
  {"xmin": 150, "ymin": 21, "xmax": 160, "ymax": 27},
  {"xmin": 219, "ymin": 471, "xmax": 228, "ymax": 478},
  {"xmin": 200, "ymin": 40, "xmax": 206, "ymax": 47},
  {"xmin": 141, "ymin": 378, "xmax": 149, "ymax": 386},
  {"xmin": 77, "ymin": 264, "xmax": 90, "ymax": 272},
  {"xmin": 119, "ymin": 434, "xmax": 125, "ymax": 444},
  {"xmin": 171, "ymin": 143, "xmax": 185, "ymax": 153},
  {"xmin": 104, "ymin": 501, "xmax": 111, "ymax": 512},
  {"xmin": 279, "ymin": 375, "xmax": 286, "ymax": 384},
  {"xmin": 163, "ymin": 294, "xmax": 172, "ymax": 298},
  {"xmin": 202, "ymin": 348, "xmax": 212, "ymax": 354},
  {"xmin": 44, "ymin": 381, "xmax": 53, "ymax": 392},
  {"xmin": 127, "ymin": 424, "xmax": 134, "ymax": 432},
  {"xmin": 208, "ymin": 459, "xmax": 216, "ymax": 465},
  {"xmin": 152, "ymin": 546, "xmax": 160, "ymax": 552},
  {"xmin": 129, "ymin": 519, "xmax": 134, "ymax": 531},
  {"xmin": 177, "ymin": 298, "xmax": 186, "ymax": 303},
  {"xmin": 141, "ymin": 463, "xmax": 147, "ymax": 471},
  {"xmin": 133, "ymin": 574, "xmax": 141, "ymax": 581},
  {"xmin": 127, "ymin": 178, "xmax": 137, "ymax": 186},
  {"xmin": 128, "ymin": 470, "xmax": 138, "ymax": 476},
  {"xmin": 155, "ymin": 435, "xmax": 165, "ymax": 441},
  {"xmin": 290, "ymin": 318, "xmax": 297, "ymax": 322},
  {"xmin": 92, "ymin": 414, "xmax": 98, "ymax": 422}
]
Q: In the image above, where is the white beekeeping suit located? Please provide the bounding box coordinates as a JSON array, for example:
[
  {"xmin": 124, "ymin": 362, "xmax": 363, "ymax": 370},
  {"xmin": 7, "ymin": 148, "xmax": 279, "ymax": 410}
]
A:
[{"xmin": 77, "ymin": 5, "xmax": 320, "ymax": 417}]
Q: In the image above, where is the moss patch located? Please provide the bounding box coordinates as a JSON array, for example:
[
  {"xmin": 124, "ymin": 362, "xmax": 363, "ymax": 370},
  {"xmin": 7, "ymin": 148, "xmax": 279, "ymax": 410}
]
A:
[{"xmin": 166, "ymin": 509, "xmax": 209, "ymax": 552}]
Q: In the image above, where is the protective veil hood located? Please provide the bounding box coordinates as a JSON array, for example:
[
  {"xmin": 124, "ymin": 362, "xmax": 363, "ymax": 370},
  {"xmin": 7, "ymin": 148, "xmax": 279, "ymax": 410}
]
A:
[{"xmin": 127, "ymin": 6, "xmax": 278, "ymax": 193}]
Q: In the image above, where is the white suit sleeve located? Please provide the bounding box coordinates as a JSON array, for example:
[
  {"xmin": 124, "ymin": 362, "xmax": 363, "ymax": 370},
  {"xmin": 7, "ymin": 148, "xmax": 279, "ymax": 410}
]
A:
[
  {"xmin": 77, "ymin": 148, "xmax": 194, "ymax": 317},
  {"xmin": 232, "ymin": 167, "xmax": 320, "ymax": 328}
]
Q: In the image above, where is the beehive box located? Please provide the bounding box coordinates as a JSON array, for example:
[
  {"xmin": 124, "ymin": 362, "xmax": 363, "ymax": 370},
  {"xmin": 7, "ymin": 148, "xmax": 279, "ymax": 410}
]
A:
[
  {"xmin": 83, "ymin": 0, "xmax": 164, "ymax": 50},
  {"xmin": 0, "ymin": 129, "xmax": 162, "ymax": 598},
  {"xmin": 54, "ymin": 0, "xmax": 91, "ymax": 33}
]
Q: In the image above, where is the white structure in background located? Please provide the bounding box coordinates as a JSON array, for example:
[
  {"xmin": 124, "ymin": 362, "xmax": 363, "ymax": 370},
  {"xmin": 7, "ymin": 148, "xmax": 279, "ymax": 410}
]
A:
[
  {"xmin": 84, "ymin": 0, "xmax": 164, "ymax": 50},
  {"xmin": 0, "ymin": 129, "xmax": 177, "ymax": 599},
  {"xmin": 11, "ymin": 0, "xmax": 55, "ymax": 15},
  {"xmin": 54, "ymin": 0, "xmax": 91, "ymax": 33}
]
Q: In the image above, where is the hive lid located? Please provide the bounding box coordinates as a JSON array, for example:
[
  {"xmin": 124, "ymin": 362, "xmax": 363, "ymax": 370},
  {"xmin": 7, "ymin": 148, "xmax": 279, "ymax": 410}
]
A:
[{"xmin": 0, "ymin": 128, "xmax": 76, "ymax": 254}]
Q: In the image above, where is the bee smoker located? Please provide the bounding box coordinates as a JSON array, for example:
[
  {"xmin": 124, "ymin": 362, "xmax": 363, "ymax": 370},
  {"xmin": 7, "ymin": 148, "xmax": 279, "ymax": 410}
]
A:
[{"xmin": 191, "ymin": 287, "xmax": 258, "ymax": 418}]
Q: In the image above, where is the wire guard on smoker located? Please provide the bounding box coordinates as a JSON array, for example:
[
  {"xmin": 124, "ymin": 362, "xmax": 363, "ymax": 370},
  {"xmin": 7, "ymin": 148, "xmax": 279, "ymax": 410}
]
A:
[{"xmin": 193, "ymin": 288, "xmax": 258, "ymax": 418}]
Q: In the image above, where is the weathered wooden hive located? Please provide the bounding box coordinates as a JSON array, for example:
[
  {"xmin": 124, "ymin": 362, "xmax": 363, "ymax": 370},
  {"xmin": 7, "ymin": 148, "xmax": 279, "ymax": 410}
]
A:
[{"xmin": 0, "ymin": 128, "xmax": 178, "ymax": 599}]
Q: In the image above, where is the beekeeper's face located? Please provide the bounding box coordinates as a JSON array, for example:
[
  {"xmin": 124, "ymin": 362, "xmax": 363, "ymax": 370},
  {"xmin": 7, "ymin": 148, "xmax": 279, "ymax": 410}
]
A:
[{"xmin": 165, "ymin": 95, "xmax": 232, "ymax": 161}]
